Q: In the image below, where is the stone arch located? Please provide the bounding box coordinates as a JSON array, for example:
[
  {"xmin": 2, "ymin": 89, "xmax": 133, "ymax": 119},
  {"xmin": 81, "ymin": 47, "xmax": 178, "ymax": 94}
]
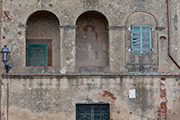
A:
[
  {"xmin": 26, "ymin": 10, "xmax": 60, "ymax": 66},
  {"xmin": 125, "ymin": 11, "xmax": 158, "ymax": 26},
  {"xmin": 125, "ymin": 12, "xmax": 158, "ymax": 72},
  {"xmin": 75, "ymin": 11, "xmax": 109, "ymax": 67}
]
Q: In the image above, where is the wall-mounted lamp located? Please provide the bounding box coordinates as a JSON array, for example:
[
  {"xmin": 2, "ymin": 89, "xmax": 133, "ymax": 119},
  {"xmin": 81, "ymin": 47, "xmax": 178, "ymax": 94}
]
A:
[{"xmin": 0, "ymin": 45, "xmax": 12, "ymax": 73}]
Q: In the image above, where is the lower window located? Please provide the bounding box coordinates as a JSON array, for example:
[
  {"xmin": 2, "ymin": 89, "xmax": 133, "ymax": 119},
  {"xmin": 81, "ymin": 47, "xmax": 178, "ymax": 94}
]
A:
[{"xmin": 76, "ymin": 104, "xmax": 109, "ymax": 120}]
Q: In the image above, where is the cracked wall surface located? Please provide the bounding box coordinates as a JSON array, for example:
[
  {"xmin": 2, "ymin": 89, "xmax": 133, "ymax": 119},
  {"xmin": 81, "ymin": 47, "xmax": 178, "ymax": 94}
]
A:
[
  {"xmin": 1, "ymin": 0, "xmax": 175, "ymax": 73},
  {"xmin": 1, "ymin": 0, "xmax": 180, "ymax": 120},
  {"xmin": 1, "ymin": 76, "xmax": 180, "ymax": 120}
]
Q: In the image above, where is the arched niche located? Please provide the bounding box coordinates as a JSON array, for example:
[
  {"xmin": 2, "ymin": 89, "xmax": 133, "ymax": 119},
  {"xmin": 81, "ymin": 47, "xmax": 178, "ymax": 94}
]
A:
[
  {"xmin": 125, "ymin": 12, "xmax": 158, "ymax": 72},
  {"xmin": 76, "ymin": 11, "xmax": 109, "ymax": 67},
  {"xmin": 26, "ymin": 11, "xmax": 60, "ymax": 66}
]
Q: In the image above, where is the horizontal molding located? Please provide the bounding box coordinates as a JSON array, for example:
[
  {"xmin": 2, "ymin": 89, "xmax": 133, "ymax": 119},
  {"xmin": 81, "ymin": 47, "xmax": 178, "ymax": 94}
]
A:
[
  {"xmin": 59, "ymin": 25, "xmax": 77, "ymax": 29},
  {"xmin": 108, "ymin": 26, "xmax": 127, "ymax": 30},
  {"xmin": 1, "ymin": 72, "xmax": 180, "ymax": 77}
]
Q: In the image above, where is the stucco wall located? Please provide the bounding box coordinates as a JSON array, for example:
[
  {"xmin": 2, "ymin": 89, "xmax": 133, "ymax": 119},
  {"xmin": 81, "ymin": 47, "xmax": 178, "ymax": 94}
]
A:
[
  {"xmin": 1, "ymin": 0, "xmax": 180, "ymax": 120},
  {"xmin": 1, "ymin": 0, "xmax": 178, "ymax": 73},
  {"xmin": 1, "ymin": 75, "xmax": 180, "ymax": 120}
]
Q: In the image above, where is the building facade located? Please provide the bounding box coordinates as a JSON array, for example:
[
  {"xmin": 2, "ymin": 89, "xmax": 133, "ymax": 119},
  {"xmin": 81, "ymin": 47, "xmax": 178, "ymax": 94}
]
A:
[{"xmin": 0, "ymin": 0, "xmax": 180, "ymax": 120}]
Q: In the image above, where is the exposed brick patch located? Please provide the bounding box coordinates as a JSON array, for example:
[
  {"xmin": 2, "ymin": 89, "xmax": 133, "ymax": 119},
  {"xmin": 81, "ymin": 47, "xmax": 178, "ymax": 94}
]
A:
[
  {"xmin": 18, "ymin": 31, "xmax": 22, "ymax": 35},
  {"xmin": 160, "ymin": 36, "xmax": 166, "ymax": 40},
  {"xmin": 157, "ymin": 78, "xmax": 167, "ymax": 120},
  {"xmin": 161, "ymin": 77, "xmax": 166, "ymax": 81},
  {"xmin": 117, "ymin": 110, "xmax": 120, "ymax": 114},
  {"xmin": 102, "ymin": 91, "xmax": 117, "ymax": 100},
  {"xmin": 49, "ymin": 4, "xmax": 53, "ymax": 7}
]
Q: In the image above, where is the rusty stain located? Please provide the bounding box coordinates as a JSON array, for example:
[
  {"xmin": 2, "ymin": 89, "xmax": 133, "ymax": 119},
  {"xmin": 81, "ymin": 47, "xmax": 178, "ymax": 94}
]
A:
[
  {"xmin": 49, "ymin": 4, "xmax": 53, "ymax": 7},
  {"xmin": 161, "ymin": 77, "xmax": 166, "ymax": 81},
  {"xmin": 129, "ymin": 112, "xmax": 132, "ymax": 114},
  {"xmin": 160, "ymin": 36, "xmax": 166, "ymax": 40},
  {"xmin": 18, "ymin": 31, "xmax": 22, "ymax": 35},
  {"xmin": 102, "ymin": 91, "xmax": 116, "ymax": 100},
  {"xmin": 117, "ymin": 110, "xmax": 120, "ymax": 114}
]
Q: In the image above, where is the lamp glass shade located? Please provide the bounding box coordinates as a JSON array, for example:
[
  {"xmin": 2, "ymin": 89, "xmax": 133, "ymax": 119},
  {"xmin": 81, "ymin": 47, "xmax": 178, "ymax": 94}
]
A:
[{"xmin": 1, "ymin": 45, "xmax": 10, "ymax": 64}]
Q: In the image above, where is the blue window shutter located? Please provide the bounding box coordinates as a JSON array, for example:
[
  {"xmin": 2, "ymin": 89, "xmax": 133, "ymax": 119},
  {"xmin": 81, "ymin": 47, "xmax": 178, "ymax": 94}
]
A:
[
  {"xmin": 131, "ymin": 25, "xmax": 151, "ymax": 54},
  {"xmin": 142, "ymin": 25, "xmax": 151, "ymax": 53},
  {"xmin": 131, "ymin": 25, "xmax": 141, "ymax": 54},
  {"xmin": 27, "ymin": 43, "xmax": 48, "ymax": 66}
]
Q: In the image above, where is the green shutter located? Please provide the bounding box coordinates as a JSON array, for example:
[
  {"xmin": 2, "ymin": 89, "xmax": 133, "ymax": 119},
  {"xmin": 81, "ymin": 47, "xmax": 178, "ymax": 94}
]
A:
[
  {"xmin": 27, "ymin": 43, "xmax": 48, "ymax": 66},
  {"xmin": 131, "ymin": 25, "xmax": 151, "ymax": 54},
  {"xmin": 131, "ymin": 25, "xmax": 141, "ymax": 54},
  {"xmin": 76, "ymin": 104, "xmax": 109, "ymax": 120}
]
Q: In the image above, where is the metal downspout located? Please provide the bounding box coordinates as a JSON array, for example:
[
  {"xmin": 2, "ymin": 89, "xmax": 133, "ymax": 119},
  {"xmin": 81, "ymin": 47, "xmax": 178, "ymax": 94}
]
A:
[{"xmin": 167, "ymin": 0, "xmax": 180, "ymax": 69}]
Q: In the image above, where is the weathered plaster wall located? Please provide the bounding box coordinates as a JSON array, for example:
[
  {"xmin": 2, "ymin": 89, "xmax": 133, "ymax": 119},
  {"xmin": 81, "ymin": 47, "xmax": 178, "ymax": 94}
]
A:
[
  {"xmin": 167, "ymin": 0, "xmax": 180, "ymax": 71},
  {"xmin": 1, "ymin": 0, "xmax": 178, "ymax": 73},
  {"xmin": 1, "ymin": 76, "xmax": 180, "ymax": 120},
  {"xmin": 1, "ymin": 0, "xmax": 180, "ymax": 120}
]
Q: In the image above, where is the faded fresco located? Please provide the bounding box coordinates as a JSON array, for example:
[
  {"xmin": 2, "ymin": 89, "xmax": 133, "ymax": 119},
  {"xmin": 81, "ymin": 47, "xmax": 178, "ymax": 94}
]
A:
[{"xmin": 76, "ymin": 13, "xmax": 109, "ymax": 67}]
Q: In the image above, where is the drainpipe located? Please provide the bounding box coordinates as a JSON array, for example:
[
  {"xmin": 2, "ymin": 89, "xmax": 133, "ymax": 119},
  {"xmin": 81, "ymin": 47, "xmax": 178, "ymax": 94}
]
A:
[{"xmin": 167, "ymin": 0, "xmax": 180, "ymax": 69}]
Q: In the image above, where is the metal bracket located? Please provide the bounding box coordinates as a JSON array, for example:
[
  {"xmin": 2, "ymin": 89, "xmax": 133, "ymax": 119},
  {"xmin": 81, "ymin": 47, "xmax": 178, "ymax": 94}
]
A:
[
  {"xmin": 5, "ymin": 64, "xmax": 12, "ymax": 73},
  {"xmin": 156, "ymin": 27, "xmax": 166, "ymax": 31}
]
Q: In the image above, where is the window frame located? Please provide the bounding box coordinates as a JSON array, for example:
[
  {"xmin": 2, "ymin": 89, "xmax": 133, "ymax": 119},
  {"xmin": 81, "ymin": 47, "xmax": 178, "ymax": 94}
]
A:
[{"xmin": 76, "ymin": 104, "xmax": 109, "ymax": 120}]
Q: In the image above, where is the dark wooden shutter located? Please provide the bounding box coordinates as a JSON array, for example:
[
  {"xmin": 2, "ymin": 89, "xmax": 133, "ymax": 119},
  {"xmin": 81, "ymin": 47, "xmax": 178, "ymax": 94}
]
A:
[
  {"xmin": 27, "ymin": 43, "xmax": 48, "ymax": 66},
  {"xmin": 131, "ymin": 25, "xmax": 141, "ymax": 54}
]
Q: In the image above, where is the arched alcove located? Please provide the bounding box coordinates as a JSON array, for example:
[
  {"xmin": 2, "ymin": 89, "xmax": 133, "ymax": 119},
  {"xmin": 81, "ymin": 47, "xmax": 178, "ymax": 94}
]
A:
[
  {"xmin": 76, "ymin": 11, "xmax": 109, "ymax": 67},
  {"xmin": 125, "ymin": 12, "xmax": 158, "ymax": 72},
  {"xmin": 26, "ymin": 11, "xmax": 60, "ymax": 66}
]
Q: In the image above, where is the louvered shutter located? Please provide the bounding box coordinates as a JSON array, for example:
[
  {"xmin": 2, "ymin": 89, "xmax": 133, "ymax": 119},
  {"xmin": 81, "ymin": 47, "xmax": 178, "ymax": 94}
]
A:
[
  {"xmin": 131, "ymin": 25, "xmax": 141, "ymax": 54},
  {"xmin": 27, "ymin": 43, "xmax": 48, "ymax": 66},
  {"xmin": 131, "ymin": 25, "xmax": 151, "ymax": 54},
  {"xmin": 142, "ymin": 25, "xmax": 151, "ymax": 53}
]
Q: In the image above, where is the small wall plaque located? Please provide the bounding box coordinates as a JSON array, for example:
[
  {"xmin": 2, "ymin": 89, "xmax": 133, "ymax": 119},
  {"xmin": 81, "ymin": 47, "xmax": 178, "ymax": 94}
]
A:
[{"xmin": 129, "ymin": 89, "xmax": 136, "ymax": 98}]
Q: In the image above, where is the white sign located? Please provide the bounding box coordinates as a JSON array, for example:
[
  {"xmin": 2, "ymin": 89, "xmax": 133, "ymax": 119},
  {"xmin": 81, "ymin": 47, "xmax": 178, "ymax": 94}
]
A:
[{"xmin": 129, "ymin": 89, "xmax": 136, "ymax": 98}]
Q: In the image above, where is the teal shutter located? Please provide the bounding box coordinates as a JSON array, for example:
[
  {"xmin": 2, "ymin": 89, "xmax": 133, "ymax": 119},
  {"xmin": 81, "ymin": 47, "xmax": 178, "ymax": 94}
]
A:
[
  {"xmin": 142, "ymin": 25, "xmax": 151, "ymax": 53},
  {"xmin": 131, "ymin": 25, "xmax": 141, "ymax": 54},
  {"xmin": 131, "ymin": 25, "xmax": 151, "ymax": 54},
  {"xmin": 27, "ymin": 43, "xmax": 48, "ymax": 66}
]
